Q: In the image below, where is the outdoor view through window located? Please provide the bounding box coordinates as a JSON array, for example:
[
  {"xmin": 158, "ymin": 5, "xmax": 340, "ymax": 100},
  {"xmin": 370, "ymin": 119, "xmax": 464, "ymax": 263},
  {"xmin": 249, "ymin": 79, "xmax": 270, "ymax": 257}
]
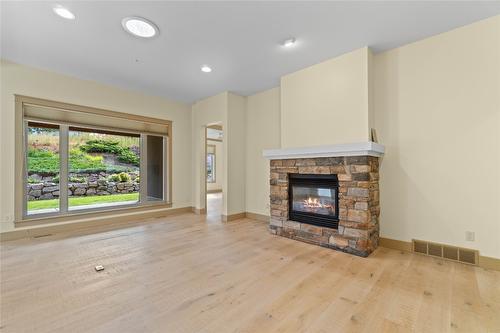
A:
[
  {"xmin": 26, "ymin": 123, "xmax": 141, "ymax": 215},
  {"xmin": 27, "ymin": 123, "xmax": 61, "ymax": 214}
]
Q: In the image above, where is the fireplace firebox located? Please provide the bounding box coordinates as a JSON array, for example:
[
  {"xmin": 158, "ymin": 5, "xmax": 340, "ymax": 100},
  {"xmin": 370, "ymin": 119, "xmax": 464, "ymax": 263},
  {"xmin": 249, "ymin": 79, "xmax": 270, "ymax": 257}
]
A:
[{"xmin": 288, "ymin": 173, "xmax": 339, "ymax": 229}]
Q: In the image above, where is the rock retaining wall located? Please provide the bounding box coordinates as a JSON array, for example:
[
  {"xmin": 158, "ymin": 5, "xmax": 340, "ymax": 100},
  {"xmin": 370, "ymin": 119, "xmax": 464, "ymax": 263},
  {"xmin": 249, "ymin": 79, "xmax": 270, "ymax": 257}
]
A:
[{"xmin": 27, "ymin": 171, "xmax": 139, "ymax": 201}]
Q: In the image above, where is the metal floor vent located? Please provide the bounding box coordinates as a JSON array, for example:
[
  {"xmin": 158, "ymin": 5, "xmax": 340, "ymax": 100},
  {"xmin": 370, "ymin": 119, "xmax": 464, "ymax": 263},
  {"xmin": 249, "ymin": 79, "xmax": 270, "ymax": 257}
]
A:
[{"xmin": 412, "ymin": 239, "xmax": 478, "ymax": 266}]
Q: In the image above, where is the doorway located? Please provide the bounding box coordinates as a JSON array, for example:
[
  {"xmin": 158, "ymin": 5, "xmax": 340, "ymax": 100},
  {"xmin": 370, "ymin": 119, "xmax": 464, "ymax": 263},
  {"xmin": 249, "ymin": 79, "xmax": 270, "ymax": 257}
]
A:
[{"xmin": 205, "ymin": 124, "xmax": 223, "ymax": 220}]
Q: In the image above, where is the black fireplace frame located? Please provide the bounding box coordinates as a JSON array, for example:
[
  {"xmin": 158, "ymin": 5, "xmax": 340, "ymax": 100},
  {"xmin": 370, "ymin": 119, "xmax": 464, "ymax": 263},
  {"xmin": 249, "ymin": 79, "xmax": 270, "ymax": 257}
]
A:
[{"xmin": 288, "ymin": 173, "xmax": 339, "ymax": 229}]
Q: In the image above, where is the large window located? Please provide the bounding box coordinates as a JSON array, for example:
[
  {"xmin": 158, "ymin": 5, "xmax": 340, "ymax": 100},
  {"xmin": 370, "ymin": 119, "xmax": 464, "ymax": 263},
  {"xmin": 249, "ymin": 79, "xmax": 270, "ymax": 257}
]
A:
[
  {"xmin": 17, "ymin": 96, "xmax": 171, "ymax": 222},
  {"xmin": 67, "ymin": 127, "xmax": 141, "ymax": 211},
  {"xmin": 26, "ymin": 122, "xmax": 61, "ymax": 215}
]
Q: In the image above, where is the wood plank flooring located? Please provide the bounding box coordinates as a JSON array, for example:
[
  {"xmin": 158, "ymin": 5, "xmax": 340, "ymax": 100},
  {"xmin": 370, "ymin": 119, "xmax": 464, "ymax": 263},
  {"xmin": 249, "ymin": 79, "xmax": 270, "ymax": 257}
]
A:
[{"xmin": 1, "ymin": 208, "xmax": 499, "ymax": 332}]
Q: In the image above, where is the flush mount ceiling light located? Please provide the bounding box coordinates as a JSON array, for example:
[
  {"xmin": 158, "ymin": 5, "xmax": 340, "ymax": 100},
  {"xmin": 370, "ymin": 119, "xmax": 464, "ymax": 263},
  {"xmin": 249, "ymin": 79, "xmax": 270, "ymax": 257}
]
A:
[
  {"xmin": 53, "ymin": 5, "xmax": 75, "ymax": 20},
  {"xmin": 282, "ymin": 38, "xmax": 297, "ymax": 48},
  {"xmin": 201, "ymin": 65, "xmax": 212, "ymax": 73},
  {"xmin": 122, "ymin": 17, "xmax": 159, "ymax": 38}
]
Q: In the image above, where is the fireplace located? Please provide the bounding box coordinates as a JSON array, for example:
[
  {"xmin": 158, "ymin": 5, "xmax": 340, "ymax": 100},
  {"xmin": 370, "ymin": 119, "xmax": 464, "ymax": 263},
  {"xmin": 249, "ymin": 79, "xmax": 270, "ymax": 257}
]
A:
[
  {"xmin": 288, "ymin": 174, "xmax": 339, "ymax": 229},
  {"xmin": 265, "ymin": 151, "xmax": 383, "ymax": 257}
]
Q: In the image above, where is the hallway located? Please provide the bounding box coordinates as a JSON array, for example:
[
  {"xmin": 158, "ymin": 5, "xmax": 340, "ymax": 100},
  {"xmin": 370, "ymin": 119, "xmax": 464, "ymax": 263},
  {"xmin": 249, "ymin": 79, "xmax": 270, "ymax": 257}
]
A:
[{"xmin": 206, "ymin": 192, "xmax": 222, "ymax": 221}]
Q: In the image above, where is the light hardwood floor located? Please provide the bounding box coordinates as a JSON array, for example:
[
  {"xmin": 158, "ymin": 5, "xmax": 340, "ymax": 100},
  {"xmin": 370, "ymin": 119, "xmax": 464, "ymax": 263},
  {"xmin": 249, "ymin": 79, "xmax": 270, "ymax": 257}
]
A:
[
  {"xmin": 1, "ymin": 211, "xmax": 499, "ymax": 333},
  {"xmin": 206, "ymin": 192, "xmax": 222, "ymax": 222}
]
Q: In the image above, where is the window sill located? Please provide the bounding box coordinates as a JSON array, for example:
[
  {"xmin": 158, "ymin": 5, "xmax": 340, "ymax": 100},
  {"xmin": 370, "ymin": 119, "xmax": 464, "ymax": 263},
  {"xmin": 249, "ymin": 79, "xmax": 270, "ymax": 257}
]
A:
[{"xmin": 15, "ymin": 202, "xmax": 173, "ymax": 227}]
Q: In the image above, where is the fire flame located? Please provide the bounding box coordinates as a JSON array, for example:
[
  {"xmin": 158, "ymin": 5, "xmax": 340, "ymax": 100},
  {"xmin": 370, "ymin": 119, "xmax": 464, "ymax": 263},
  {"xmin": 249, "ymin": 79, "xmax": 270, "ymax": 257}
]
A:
[{"xmin": 303, "ymin": 197, "xmax": 333, "ymax": 210}]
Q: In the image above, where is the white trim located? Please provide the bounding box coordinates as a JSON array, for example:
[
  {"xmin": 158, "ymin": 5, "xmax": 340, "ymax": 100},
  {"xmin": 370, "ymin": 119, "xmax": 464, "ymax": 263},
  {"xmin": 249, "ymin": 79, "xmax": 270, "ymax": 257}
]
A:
[{"xmin": 262, "ymin": 142, "xmax": 385, "ymax": 160}]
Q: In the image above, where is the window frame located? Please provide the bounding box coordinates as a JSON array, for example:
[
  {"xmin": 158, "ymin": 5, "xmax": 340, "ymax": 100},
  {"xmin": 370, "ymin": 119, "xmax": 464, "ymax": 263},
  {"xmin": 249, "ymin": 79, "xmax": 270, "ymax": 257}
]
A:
[{"xmin": 15, "ymin": 95, "xmax": 172, "ymax": 225}]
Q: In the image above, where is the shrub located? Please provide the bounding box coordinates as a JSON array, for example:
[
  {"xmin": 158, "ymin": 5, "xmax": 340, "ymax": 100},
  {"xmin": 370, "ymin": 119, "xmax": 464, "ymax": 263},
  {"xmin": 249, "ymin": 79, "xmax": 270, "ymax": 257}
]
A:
[
  {"xmin": 117, "ymin": 149, "xmax": 140, "ymax": 165},
  {"xmin": 27, "ymin": 176, "xmax": 40, "ymax": 184},
  {"xmin": 28, "ymin": 157, "xmax": 59, "ymax": 174},
  {"xmin": 69, "ymin": 176, "xmax": 86, "ymax": 183},
  {"xmin": 28, "ymin": 148, "xmax": 55, "ymax": 158},
  {"xmin": 27, "ymin": 148, "xmax": 59, "ymax": 174},
  {"xmin": 45, "ymin": 175, "xmax": 86, "ymax": 184},
  {"xmin": 27, "ymin": 142, "xmax": 139, "ymax": 175},
  {"xmin": 80, "ymin": 140, "xmax": 123, "ymax": 154},
  {"xmin": 108, "ymin": 174, "xmax": 121, "ymax": 182},
  {"xmin": 119, "ymin": 172, "xmax": 131, "ymax": 182},
  {"xmin": 79, "ymin": 139, "xmax": 139, "ymax": 167},
  {"xmin": 68, "ymin": 149, "xmax": 106, "ymax": 172},
  {"xmin": 107, "ymin": 172, "xmax": 131, "ymax": 182},
  {"xmin": 27, "ymin": 148, "xmax": 109, "ymax": 174}
]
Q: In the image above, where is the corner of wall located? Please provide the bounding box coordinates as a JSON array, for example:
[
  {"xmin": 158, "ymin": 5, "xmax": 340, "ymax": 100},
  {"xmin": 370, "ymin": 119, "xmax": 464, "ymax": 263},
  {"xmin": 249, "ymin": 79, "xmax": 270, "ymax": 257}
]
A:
[
  {"xmin": 367, "ymin": 46, "xmax": 375, "ymax": 140},
  {"xmin": 226, "ymin": 92, "xmax": 247, "ymax": 215}
]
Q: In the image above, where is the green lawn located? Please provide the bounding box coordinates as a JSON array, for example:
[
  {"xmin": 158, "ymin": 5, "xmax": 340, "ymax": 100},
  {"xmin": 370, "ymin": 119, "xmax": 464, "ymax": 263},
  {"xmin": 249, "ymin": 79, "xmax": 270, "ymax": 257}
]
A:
[{"xmin": 28, "ymin": 193, "xmax": 139, "ymax": 211}]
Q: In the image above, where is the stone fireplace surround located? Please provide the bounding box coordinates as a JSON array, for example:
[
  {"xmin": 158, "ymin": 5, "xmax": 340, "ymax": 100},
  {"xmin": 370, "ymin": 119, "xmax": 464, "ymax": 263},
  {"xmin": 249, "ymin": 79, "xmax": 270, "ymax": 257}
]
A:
[{"xmin": 263, "ymin": 143, "xmax": 384, "ymax": 257}]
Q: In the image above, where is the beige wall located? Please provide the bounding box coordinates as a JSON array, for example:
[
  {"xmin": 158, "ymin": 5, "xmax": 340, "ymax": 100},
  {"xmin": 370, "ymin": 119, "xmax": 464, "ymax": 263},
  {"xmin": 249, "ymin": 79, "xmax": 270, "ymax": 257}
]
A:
[
  {"xmin": 0, "ymin": 60, "xmax": 193, "ymax": 232},
  {"xmin": 191, "ymin": 92, "xmax": 246, "ymax": 216},
  {"xmin": 207, "ymin": 139, "xmax": 223, "ymax": 192},
  {"xmin": 191, "ymin": 92, "xmax": 227, "ymax": 212},
  {"xmin": 245, "ymin": 87, "xmax": 281, "ymax": 216},
  {"xmin": 280, "ymin": 47, "xmax": 372, "ymax": 148},
  {"xmin": 374, "ymin": 15, "xmax": 500, "ymax": 258},
  {"xmin": 226, "ymin": 93, "xmax": 247, "ymax": 215}
]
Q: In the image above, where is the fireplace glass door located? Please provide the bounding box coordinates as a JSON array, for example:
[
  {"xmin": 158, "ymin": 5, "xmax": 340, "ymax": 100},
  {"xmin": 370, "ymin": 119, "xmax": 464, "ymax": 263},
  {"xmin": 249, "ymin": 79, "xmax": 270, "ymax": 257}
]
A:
[
  {"xmin": 291, "ymin": 186, "xmax": 336, "ymax": 217},
  {"xmin": 288, "ymin": 174, "xmax": 339, "ymax": 228}
]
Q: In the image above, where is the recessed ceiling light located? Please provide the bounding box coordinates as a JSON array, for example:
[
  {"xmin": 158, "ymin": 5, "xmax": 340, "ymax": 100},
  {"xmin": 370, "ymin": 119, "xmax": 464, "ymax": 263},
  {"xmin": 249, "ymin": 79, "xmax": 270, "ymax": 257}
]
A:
[
  {"xmin": 122, "ymin": 17, "xmax": 159, "ymax": 38},
  {"xmin": 201, "ymin": 65, "xmax": 212, "ymax": 73},
  {"xmin": 53, "ymin": 5, "xmax": 75, "ymax": 20},
  {"xmin": 282, "ymin": 38, "xmax": 296, "ymax": 48}
]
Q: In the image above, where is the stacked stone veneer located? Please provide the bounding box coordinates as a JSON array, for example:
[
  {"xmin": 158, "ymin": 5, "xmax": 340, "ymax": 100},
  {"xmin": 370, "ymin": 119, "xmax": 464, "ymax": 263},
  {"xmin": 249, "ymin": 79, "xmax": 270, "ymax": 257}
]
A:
[{"xmin": 269, "ymin": 156, "xmax": 380, "ymax": 257}]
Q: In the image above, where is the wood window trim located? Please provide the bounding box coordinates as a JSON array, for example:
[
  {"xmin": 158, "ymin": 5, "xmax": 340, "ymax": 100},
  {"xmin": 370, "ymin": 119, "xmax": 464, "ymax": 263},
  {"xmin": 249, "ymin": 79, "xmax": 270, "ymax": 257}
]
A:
[
  {"xmin": 15, "ymin": 202, "xmax": 173, "ymax": 228},
  {"xmin": 207, "ymin": 124, "xmax": 222, "ymax": 131},
  {"xmin": 14, "ymin": 95, "xmax": 173, "ymax": 226},
  {"xmin": 19, "ymin": 95, "xmax": 172, "ymax": 127}
]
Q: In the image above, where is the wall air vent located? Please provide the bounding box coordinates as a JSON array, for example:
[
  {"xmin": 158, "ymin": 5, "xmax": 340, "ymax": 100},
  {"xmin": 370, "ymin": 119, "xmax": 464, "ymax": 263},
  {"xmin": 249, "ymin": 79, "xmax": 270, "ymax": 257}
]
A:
[
  {"xmin": 459, "ymin": 248, "xmax": 477, "ymax": 265},
  {"xmin": 412, "ymin": 239, "xmax": 478, "ymax": 266},
  {"xmin": 413, "ymin": 240, "xmax": 427, "ymax": 254},
  {"xmin": 428, "ymin": 243, "xmax": 442, "ymax": 257},
  {"xmin": 443, "ymin": 246, "xmax": 458, "ymax": 261}
]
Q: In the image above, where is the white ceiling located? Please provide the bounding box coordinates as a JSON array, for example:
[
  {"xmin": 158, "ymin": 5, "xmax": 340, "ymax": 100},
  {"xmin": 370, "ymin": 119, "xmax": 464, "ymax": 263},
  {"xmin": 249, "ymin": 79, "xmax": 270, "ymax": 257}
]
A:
[{"xmin": 2, "ymin": 1, "xmax": 499, "ymax": 104}]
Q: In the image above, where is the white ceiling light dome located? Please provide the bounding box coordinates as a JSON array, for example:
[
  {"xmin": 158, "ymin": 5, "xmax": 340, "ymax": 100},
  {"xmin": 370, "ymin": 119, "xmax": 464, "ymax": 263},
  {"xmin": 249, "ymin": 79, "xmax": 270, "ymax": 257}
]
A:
[
  {"xmin": 122, "ymin": 17, "xmax": 159, "ymax": 38},
  {"xmin": 201, "ymin": 65, "xmax": 212, "ymax": 73},
  {"xmin": 53, "ymin": 5, "xmax": 75, "ymax": 20},
  {"xmin": 282, "ymin": 38, "xmax": 296, "ymax": 48}
]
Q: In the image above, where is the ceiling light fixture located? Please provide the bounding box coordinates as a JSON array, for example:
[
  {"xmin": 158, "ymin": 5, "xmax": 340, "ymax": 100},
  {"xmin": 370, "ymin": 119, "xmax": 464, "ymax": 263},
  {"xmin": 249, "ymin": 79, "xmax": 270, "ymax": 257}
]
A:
[
  {"xmin": 282, "ymin": 38, "xmax": 296, "ymax": 48},
  {"xmin": 53, "ymin": 5, "xmax": 75, "ymax": 20},
  {"xmin": 122, "ymin": 17, "xmax": 159, "ymax": 38},
  {"xmin": 201, "ymin": 65, "xmax": 212, "ymax": 73}
]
